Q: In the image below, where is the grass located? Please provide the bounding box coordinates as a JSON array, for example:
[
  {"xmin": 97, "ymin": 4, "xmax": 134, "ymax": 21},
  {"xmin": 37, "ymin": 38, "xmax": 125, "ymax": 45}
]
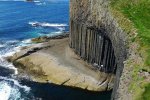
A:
[
  {"xmin": 142, "ymin": 84, "xmax": 150, "ymax": 100},
  {"xmin": 110, "ymin": 0, "xmax": 150, "ymax": 67},
  {"xmin": 109, "ymin": 0, "xmax": 150, "ymax": 99}
]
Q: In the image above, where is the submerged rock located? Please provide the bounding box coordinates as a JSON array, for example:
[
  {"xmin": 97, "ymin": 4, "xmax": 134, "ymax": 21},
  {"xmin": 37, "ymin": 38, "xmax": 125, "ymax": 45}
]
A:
[
  {"xmin": 0, "ymin": 66, "xmax": 15, "ymax": 76},
  {"xmin": 31, "ymin": 33, "xmax": 69, "ymax": 43},
  {"xmin": 31, "ymin": 36, "xmax": 49, "ymax": 43}
]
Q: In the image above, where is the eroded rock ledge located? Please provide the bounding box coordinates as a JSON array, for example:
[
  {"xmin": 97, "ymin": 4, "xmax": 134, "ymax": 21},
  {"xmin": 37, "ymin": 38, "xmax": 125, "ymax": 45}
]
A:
[{"xmin": 8, "ymin": 35, "xmax": 115, "ymax": 91}]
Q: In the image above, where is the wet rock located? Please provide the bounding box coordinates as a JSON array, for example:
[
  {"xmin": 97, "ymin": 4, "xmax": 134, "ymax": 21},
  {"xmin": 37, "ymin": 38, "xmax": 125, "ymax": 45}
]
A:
[
  {"xmin": 31, "ymin": 33, "xmax": 69, "ymax": 43},
  {"xmin": 31, "ymin": 36, "xmax": 49, "ymax": 43}
]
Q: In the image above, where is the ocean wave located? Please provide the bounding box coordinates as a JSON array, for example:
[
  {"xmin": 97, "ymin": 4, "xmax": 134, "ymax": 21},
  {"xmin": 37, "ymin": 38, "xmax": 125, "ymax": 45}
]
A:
[
  {"xmin": 2, "ymin": 46, "xmax": 21, "ymax": 57},
  {"xmin": 0, "ymin": 0, "xmax": 25, "ymax": 1},
  {"xmin": 47, "ymin": 31, "xmax": 64, "ymax": 37},
  {"xmin": 29, "ymin": 21, "xmax": 68, "ymax": 27},
  {"xmin": 29, "ymin": 22, "xmax": 67, "ymax": 32},
  {"xmin": 33, "ymin": 0, "xmax": 40, "ymax": 3},
  {"xmin": 0, "ymin": 44, "xmax": 5, "ymax": 48},
  {"xmin": 0, "ymin": 82, "xmax": 11, "ymax": 100},
  {"xmin": 0, "ymin": 38, "xmax": 34, "ymax": 100},
  {"xmin": 21, "ymin": 39, "xmax": 32, "ymax": 44},
  {"xmin": 34, "ymin": 0, "xmax": 46, "ymax": 6},
  {"xmin": 0, "ymin": 76, "xmax": 31, "ymax": 91},
  {"xmin": 0, "ymin": 38, "xmax": 39, "ymax": 75},
  {"xmin": 0, "ymin": 76, "xmax": 31, "ymax": 100},
  {"xmin": 0, "ymin": 0, "xmax": 42, "ymax": 2},
  {"xmin": 0, "ymin": 54, "xmax": 18, "ymax": 75},
  {"xmin": 37, "ymin": 30, "xmax": 66, "ymax": 37},
  {"xmin": 6, "ymin": 40, "xmax": 19, "ymax": 46},
  {"xmin": 0, "ymin": 39, "xmax": 31, "ymax": 75},
  {"xmin": 0, "ymin": 50, "xmax": 20, "ymax": 75},
  {"xmin": 0, "ymin": 0, "xmax": 43, "ymax": 3},
  {"xmin": 0, "ymin": 41, "xmax": 6, "ymax": 48},
  {"xmin": 35, "ymin": 2, "xmax": 46, "ymax": 6}
]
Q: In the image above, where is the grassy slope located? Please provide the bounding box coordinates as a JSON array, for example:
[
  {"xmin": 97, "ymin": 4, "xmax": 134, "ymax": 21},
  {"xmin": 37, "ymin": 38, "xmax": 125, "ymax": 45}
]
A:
[{"xmin": 109, "ymin": 0, "xmax": 150, "ymax": 100}]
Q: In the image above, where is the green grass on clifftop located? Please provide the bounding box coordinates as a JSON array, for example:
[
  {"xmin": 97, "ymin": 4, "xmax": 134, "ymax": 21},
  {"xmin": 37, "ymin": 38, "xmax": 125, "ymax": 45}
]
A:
[
  {"xmin": 142, "ymin": 84, "xmax": 150, "ymax": 100},
  {"xmin": 110, "ymin": 0, "xmax": 150, "ymax": 68},
  {"xmin": 110, "ymin": 0, "xmax": 150, "ymax": 100}
]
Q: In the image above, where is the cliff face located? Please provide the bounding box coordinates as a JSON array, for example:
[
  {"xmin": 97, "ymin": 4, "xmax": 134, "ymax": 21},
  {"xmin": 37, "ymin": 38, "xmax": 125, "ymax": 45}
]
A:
[{"xmin": 70, "ymin": 0, "xmax": 128, "ymax": 99}]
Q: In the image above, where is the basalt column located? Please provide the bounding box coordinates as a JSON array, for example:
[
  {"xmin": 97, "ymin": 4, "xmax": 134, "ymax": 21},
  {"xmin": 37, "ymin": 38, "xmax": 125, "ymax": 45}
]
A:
[
  {"xmin": 70, "ymin": 21, "xmax": 117, "ymax": 73},
  {"xmin": 70, "ymin": 0, "xmax": 127, "ymax": 100}
]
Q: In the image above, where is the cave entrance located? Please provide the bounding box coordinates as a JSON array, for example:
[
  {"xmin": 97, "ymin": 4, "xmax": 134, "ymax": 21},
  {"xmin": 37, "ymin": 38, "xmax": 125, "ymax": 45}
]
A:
[{"xmin": 70, "ymin": 20, "xmax": 117, "ymax": 74}]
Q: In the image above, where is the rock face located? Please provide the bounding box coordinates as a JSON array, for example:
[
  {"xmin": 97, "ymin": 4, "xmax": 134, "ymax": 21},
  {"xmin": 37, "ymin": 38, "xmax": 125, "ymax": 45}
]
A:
[
  {"xmin": 70, "ymin": 0, "xmax": 128, "ymax": 99},
  {"xmin": 31, "ymin": 33, "xmax": 69, "ymax": 43}
]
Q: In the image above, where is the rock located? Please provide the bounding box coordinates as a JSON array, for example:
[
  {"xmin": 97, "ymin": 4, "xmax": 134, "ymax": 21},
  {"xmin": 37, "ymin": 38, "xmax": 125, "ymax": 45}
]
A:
[
  {"xmin": 31, "ymin": 33, "xmax": 69, "ymax": 43},
  {"xmin": 70, "ymin": 0, "xmax": 128, "ymax": 99},
  {"xmin": 31, "ymin": 36, "xmax": 49, "ymax": 43},
  {"xmin": 9, "ymin": 38, "xmax": 115, "ymax": 92}
]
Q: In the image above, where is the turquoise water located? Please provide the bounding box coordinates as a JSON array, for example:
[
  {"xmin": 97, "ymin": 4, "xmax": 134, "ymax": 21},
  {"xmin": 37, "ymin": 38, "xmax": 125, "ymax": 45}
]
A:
[{"xmin": 0, "ymin": 0, "xmax": 111, "ymax": 100}]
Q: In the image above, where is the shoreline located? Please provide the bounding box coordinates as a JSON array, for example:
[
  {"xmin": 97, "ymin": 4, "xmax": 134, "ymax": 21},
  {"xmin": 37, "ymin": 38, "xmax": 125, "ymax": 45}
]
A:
[{"xmin": 7, "ymin": 34, "xmax": 115, "ymax": 92}]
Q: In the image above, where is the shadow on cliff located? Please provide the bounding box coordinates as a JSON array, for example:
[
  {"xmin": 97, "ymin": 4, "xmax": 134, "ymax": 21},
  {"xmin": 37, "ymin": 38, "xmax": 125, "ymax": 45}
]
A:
[{"xmin": 20, "ymin": 79, "xmax": 112, "ymax": 100}]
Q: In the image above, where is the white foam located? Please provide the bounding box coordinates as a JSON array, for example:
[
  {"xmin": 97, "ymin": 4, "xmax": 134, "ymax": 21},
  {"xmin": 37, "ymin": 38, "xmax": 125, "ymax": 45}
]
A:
[
  {"xmin": 57, "ymin": 27, "xmax": 65, "ymax": 31},
  {"xmin": 21, "ymin": 39, "xmax": 31, "ymax": 44},
  {"xmin": 34, "ymin": 0, "xmax": 40, "ymax": 3},
  {"xmin": 0, "ymin": 82, "xmax": 11, "ymax": 100},
  {"xmin": 7, "ymin": 64, "xmax": 18, "ymax": 75},
  {"xmin": 12, "ymin": 0, "xmax": 26, "ymax": 1},
  {"xmin": 0, "ymin": 40, "xmax": 31, "ymax": 99},
  {"xmin": 0, "ymin": 77, "xmax": 30, "ymax": 100},
  {"xmin": 7, "ymin": 40, "xmax": 19, "ymax": 44},
  {"xmin": 9, "ymin": 88, "xmax": 21, "ymax": 100},
  {"xmin": 37, "ymin": 32, "xmax": 44, "ymax": 36},
  {"xmin": 42, "ymin": 23, "xmax": 67, "ymax": 27},
  {"xmin": 0, "ymin": 0, "xmax": 25, "ymax": 1},
  {"xmin": 47, "ymin": 31, "xmax": 63, "ymax": 37},
  {"xmin": 35, "ymin": 2, "xmax": 46, "ymax": 6},
  {"xmin": 3, "ymin": 51, "xmax": 16, "ymax": 58},
  {"xmin": 0, "ymin": 76, "xmax": 31, "ymax": 92},
  {"xmin": 0, "ymin": 44, "xmax": 22, "ymax": 75},
  {"xmin": 0, "ymin": 59, "xmax": 18, "ymax": 75},
  {"xmin": 0, "ymin": 44, "xmax": 5, "ymax": 48},
  {"xmin": 29, "ymin": 21, "xmax": 68, "ymax": 27},
  {"xmin": 2, "ymin": 46, "xmax": 21, "ymax": 57},
  {"xmin": 0, "ymin": 38, "xmax": 35, "ymax": 76}
]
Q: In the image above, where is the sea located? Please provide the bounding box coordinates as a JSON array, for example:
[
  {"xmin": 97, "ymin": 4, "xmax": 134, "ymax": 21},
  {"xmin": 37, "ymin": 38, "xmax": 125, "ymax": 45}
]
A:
[{"xmin": 0, "ymin": 0, "xmax": 111, "ymax": 100}]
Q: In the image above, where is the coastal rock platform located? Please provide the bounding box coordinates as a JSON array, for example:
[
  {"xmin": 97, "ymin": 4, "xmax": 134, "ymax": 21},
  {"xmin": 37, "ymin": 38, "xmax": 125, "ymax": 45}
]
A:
[{"xmin": 8, "ymin": 36, "xmax": 115, "ymax": 91}]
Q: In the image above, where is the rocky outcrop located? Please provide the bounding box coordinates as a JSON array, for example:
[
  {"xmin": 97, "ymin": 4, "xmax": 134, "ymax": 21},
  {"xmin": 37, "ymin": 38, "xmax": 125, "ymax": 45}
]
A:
[
  {"xmin": 8, "ymin": 37, "xmax": 115, "ymax": 91},
  {"xmin": 70, "ymin": 0, "xmax": 128, "ymax": 99},
  {"xmin": 31, "ymin": 33, "xmax": 69, "ymax": 43}
]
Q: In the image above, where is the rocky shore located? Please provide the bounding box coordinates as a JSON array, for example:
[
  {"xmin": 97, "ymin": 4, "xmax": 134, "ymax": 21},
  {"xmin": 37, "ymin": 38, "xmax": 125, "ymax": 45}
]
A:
[{"xmin": 7, "ymin": 33, "xmax": 115, "ymax": 91}]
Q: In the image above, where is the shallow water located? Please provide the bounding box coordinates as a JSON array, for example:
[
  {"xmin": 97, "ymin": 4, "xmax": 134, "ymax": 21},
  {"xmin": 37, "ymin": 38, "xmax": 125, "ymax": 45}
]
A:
[{"xmin": 0, "ymin": 0, "xmax": 111, "ymax": 100}]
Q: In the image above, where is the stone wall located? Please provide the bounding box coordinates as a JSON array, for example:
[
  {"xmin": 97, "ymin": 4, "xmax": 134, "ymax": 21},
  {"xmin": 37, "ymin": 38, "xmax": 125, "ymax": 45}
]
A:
[{"xmin": 70, "ymin": 0, "xmax": 128, "ymax": 99}]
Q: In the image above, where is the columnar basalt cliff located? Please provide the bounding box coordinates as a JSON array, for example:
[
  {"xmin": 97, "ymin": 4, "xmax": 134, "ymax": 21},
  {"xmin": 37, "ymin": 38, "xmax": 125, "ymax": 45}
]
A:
[{"xmin": 70, "ymin": 0, "xmax": 128, "ymax": 99}]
